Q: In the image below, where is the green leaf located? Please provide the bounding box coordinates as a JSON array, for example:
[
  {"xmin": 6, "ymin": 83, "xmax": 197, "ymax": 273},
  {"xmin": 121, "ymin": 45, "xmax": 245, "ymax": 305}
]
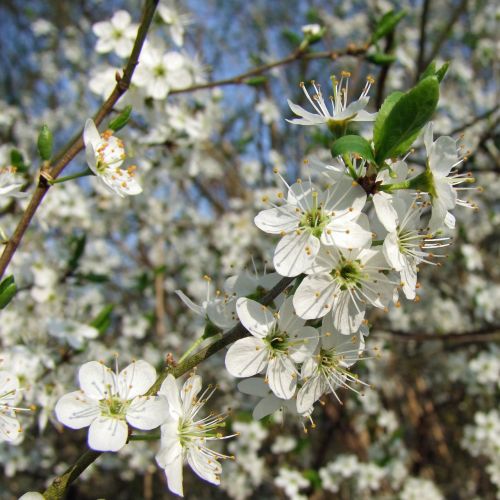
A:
[
  {"xmin": 282, "ymin": 29, "xmax": 302, "ymax": 47},
  {"xmin": 108, "ymin": 105, "xmax": 132, "ymax": 132},
  {"xmin": 371, "ymin": 10, "xmax": 407, "ymax": 43},
  {"xmin": 244, "ymin": 76, "xmax": 268, "ymax": 86},
  {"xmin": 0, "ymin": 275, "xmax": 17, "ymax": 309},
  {"xmin": 331, "ymin": 135, "xmax": 375, "ymax": 163},
  {"xmin": 37, "ymin": 124, "xmax": 53, "ymax": 161},
  {"xmin": 373, "ymin": 91, "xmax": 404, "ymax": 148},
  {"xmin": 10, "ymin": 149, "xmax": 29, "ymax": 174},
  {"xmin": 420, "ymin": 61, "xmax": 449, "ymax": 83},
  {"xmin": 374, "ymin": 76, "xmax": 439, "ymax": 163},
  {"xmin": 367, "ymin": 52, "xmax": 397, "ymax": 65},
  {"xmin": 67, "ymin": 234, "xmax": 86, "ymax": 272},
  {"xmin": 90, "ymin": 305, "xmax": 114, "ymax": 334},
  {"xmin": 303, "ymin": 469, "xmax": 322, "ymax": 489}
]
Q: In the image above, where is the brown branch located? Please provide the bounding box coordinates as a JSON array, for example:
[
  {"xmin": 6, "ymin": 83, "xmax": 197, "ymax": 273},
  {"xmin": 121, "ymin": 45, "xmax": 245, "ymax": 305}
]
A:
[
  {"xmin": 169, "ymin": 44, "xmax": 369, "ymax": 96},
  {"xmin": 423, "ymin": 0, "xmax": 468, "ymax": 67},
  {"xmin": 416, "ymin": 0, "xmax": 431, "ymax": 80},
  {"xmin": 0, "ymin": 0, "xmax": 160, "ymax": 280},
  {"xmin": 375, "ymin": 325, "xmax": 500, "ymax": 344}
]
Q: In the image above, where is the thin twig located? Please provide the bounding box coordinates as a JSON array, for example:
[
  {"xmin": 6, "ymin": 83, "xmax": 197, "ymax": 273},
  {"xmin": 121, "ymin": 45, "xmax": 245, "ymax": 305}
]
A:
[
  {"xmin": 0, "ymin": 0, "xmax": 160, "ymax": 280},
  {"xmin": 416, "ymin": 0, "xmax": 431, "ymax": 80}
]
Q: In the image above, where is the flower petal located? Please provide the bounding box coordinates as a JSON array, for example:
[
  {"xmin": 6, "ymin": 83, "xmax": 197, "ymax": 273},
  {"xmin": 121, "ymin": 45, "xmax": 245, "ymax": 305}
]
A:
[
  {"xmin": 267, "ymin": 355, "xmax": 297, "ymax": 400},
  {"xmin": 55, "ymin": 390, "xmax": 100, "ymax": 429},
  {"xmin": 88, "ymin": 417, "xmax": 128, "ymax": 452},
  {"xmin": 293, "ymin": 273, "xmax": 337, "ymax": 320},
  {"xmin": 236, "ymin": 297, "xmax": 275, "ymax": 338},
  {"xmin": 79, "ymin": 361, "xmax": 117, "ymax": 400},
  {"xmin": 254, "ymin": 206, "xmax": 299, "ymax": 234},
  {"xmin": 274, "ymin": 231, "xmax": 320, "ymax": 277},
  {"xmin": 225, "ymin": 337, "xmax": 268, "ymax": 378},
  {"xmin": 126, "ymin": 395, "xmax": 168, "ymax": 430},
  {"xmin": 117, "ymin": 360, "xmax": 156, "ymax": 400}
]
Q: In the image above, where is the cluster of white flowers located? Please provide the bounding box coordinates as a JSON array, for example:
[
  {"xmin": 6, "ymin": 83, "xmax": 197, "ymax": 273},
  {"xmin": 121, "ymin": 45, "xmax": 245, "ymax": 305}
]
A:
[{"xmin": 55, "ymin": 361, "xmax": 233, "ymax": 496}]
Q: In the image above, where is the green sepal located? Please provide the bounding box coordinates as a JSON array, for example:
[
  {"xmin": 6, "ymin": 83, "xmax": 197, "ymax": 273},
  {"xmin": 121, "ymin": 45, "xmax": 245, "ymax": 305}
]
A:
[
  {"xmin": 374, "ymin": 76, "xmax": 439, "ymax": 163},
  {"xmin": 203, "ymin": 320, "xmax": 221, "ymax": 339},
  {"xmin": 0, "ymin": 275, "xmax": 17, "ymax": 309},
  {"xmin": 371, "ymin": 10, "xmax": 407, "ymax": 44},
  {"xmin": 37, "ymin": 125, "xmax": 53, "ymax": 161},
  {"xmin": 108, "ymin": 105, "xmax": 132, "ymax": 132},
  {"xmin": 90, "ymin": 305, "xmax": 114, "ymax": 334},
  {"xmin": 331, "ymin": 135, "xmax": 375, "ymax": 163}
]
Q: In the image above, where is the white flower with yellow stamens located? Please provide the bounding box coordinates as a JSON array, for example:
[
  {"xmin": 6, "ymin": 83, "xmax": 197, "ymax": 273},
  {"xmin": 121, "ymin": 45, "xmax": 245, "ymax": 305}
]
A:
[
  {"xmin": 287, "ymin": 72, "xmax": 376, "ymax": 128},
  {"xmin": 0, "ymin": 370, "xmax": 25, "ymax": 443},
  {"xmin": 254, "ymin": 176, "xmax": 370, "ymax": 277},
  {"xmin": 55, "ymin": 360, "xmax": 167, "ymax": 452},
  {"xmin": 83, "ymin": 119, "xmax": 142, "ymax": 197},
  {"xmin": 225, "ymin": 297, "xmax": 318, "ymax": 399},
  {"xmin": 293, "ymin": 246, "xmax": 396, "ymax": 334},
  {"xmin": 156, "ymin": 373, "xmax": 235, "ymax": 497},
  {"xmin": 296, "ymin": 316, "xmax": 367, "ymax": 413}
]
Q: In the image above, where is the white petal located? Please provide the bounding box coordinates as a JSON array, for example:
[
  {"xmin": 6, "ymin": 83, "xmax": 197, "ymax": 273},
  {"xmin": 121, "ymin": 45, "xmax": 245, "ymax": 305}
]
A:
[
  {"xmin": 112, "ymin": 10, "xmax": 131, "ymax": 30},
  {"xmin": 373, "ymin": 192, "xmax": 398, "ymax": 232},
  {"xmin": 253, "ymin": 394, "xmax": 282, "ymax": 420},
  {"xmin": 83, "ymin": 119, "xmax": 101, "ymax": 147},
  {"xmin": 430, "ymin": 136, "xmax": 457, "ymax": 176},
  {"xmin": 236, "ymin": 297, "xmax": 275, "ymax": 338},
  {"xmin": 237, "ymin": 377, "xmax": 270, "ymax": 398},
  {"xmin": 79, "ymin": 361, "xmax": 117, "ymax": 400},
  {"xmin": 288, "ymin": 326, "xmax": 319, "ymax": 363},
  {"xmin": 175, "ymin": 290, "xmax": 205, "ymax": 316},
  {"xmin": 383, "ymin": 232, "xmax": 406, "ymax": 271},
  {"xmin": 287, "ymin": 99, "xmax": 327, "ymax": 123},
  {"xmin": 88, "ymin": 417, "xmax": 128, "ymax": 452},
  {"xmin": 424, "ymin": 122, "xmax": 434, "ymax": 154},
  {"xmin": 162, "ymin": 451, "xmax": 184, "ymax": 496},
  {"xmin": 157, "ymin": 421, "xmax": 182, "ymax": 465},
  {"xmin": 225, "ymin": 337, "xmax": 268, "ymax": 377},
  {"xmin": 117, "ymin": 360, "xmax": 156, "ymax": 400},
  {"xmin": 296, "ymin": 375, "xmax": 324, "ymax": 413},
  {"xmin": 180, "ymin": 374, "xmax": 202, "ymax": 413},
  {"xmin": 321, "ymin": 220, "xmax": 372, "ymax": 249},
  {"xmin": 254, "ymin": 206, "xmax": 299, "ymax": 234},
  {"xmin": 293, "ymin": 274, "xmax": 337, "ymax": 320},
  {"xmin": 401, "ymin": 263, "xmax": 418, "ymax": 300},
  {"xmin": 322, "ymin": 176, "xmax": 366, "ymax": 217},
  {"xmin": 158, "ymin": 375, "xmax": 183, "ymax": 418},
  {"xmin": 277, "ymin": 296, "xmax": 305, "ymax": 333},
  {"xmin": 55, "ymin": 391, "xmax": 100, "ymax": 429},
  {"xmin": 267, "ymin": 355, "xmax": 297, "ymax": 400},
  {"xmin": 0, "ymin": 412, "xmax": 21, "ymax": 442},
  {"xmin": 331, "ymin": 292, "xmax": 365, "ymax": 335},
  {"xmin": 126, "ymin": 395, "xmax": 168, "ymax": 430},
  {"xmin": 187, "ymin": 445, "xmax": 221, "ymax": 485},
  {"xmin": 273, "ymin": 231, "xmax": 320, "ymax": 277}
]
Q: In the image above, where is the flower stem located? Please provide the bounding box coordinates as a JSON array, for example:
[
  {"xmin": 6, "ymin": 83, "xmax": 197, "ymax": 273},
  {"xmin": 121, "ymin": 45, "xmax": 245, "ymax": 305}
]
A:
[
  {"xmin": 178, "ymin": 336, "xmax": 207, "ymax": 364},
  {"xmin": 343, "ymin": 154, "xmax": 358, "ymax": 180},
  {"xmin": 129, "ymin": 433, "xmax": 160, "ymax": 441},
  {"xmin": 49, "ymin": 168, "xmax": 94, "ymax": 184}
]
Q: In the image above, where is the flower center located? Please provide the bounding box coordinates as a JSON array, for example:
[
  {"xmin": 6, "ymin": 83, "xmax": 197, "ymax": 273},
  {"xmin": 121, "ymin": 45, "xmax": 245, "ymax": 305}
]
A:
[
  {"xmin": 298, "ymin": 193, "xmax": 329, "ymax": 238},
  {"xmin": 332, "ymin": 258, "xmax": 363, "ymax": 290},
  {"xmin": 100, "ymin": 396, "xmax": 129, "ymax": 420},
  {"xmin": 265, "ymin": 327, "xmax": 289, "ymax": 354}
]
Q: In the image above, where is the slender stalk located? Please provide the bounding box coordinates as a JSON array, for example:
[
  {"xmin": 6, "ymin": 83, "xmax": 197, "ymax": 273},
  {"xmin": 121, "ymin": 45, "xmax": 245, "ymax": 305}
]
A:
[
  {"xmin": 0, "ymin": 0, "xmax": 160, "ymax": 280},
  {"xmin": 49, "ymin": 168, "xmax": 94, "ymax": 184}
]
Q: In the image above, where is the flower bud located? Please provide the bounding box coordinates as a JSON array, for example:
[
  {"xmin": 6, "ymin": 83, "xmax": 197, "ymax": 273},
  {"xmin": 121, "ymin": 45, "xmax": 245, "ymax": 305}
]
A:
[{"xmin": 37, "ymin": 125, "xmax": 53, "ymax": 161}]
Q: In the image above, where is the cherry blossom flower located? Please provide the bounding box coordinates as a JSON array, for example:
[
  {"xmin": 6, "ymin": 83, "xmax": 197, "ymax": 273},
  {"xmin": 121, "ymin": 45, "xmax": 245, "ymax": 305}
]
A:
[
  {"xmin": 293, "ymin": 246, "xmax": 396, "ymax": 334},
  {"xmin": 423, "ymin": 122, "xmax": 476, "ymax": 232},
  {"xmin": 133, "ymin": 43, "xmax": 191, "ymax": 99},
  {"xmin": 55, "ymin": 360, "xmax": 167, "ymax": 452},
  {"xmin": 255, "ymin": 177, "xmax": 370, "ymax": 277},
  {"xmin": 382, "ymin": 196, "xmax": 449, "ymax": 299},
  {"xmin": 83, "ymin": 119, "xmax": 142, "ymax": 197},
  {"xmin": 92, "ymin": 10, "xmax": 138, "ymax": 58},
  {"xmin": 296, "ymin": 316, "xmax": 367, "ymax": 412},
  {"xmin": 225, "ymin": 297, "xmax": 318, "ymax": 399},
  {"xmin": 158, "ymin": 1, "xmax": 192, "ymax": 47},
  {"xmin": 0, "ymin": 370, "xmax": 24, "ymax": 443},
  {"xmin": 156, "ymin": 373, "xmax": 234, "ymax": 497},
  {"xmin": 287, "ymin": 72, "xmax": 376, "ymax": 128}
]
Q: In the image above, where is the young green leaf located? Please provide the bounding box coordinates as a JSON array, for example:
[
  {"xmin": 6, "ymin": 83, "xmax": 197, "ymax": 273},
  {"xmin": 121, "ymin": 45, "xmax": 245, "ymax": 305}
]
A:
[
  {"xmin": 374, "ymin": 76, "xmax": 439, "ymax": 163},
  {"xmin": 367, "ymin": 53, "xmax": 398, "ymax": 65},
  {"xmin": 90, "ymin": 305, "xmax": 114, "ymax": 334},
  {"xmin": 373, "ymin": 91, "xmax": 404, "ymax": 148},
  {"xmin": 420, "ymin": 61, "xmax": 449, "ymax": 82},
  {"xmin": 108, "ymin": 105, "xmax": 132, "ymax": 132},
  {"xmin": 0, "ymin": 275, "xmax": 17, "ymax": 309},
  {"xmin": 371, "ymin": 10, "xmax": 407, "ymax": 44},
  {"xmin": 331, "ymin": 135, "xmax": 375, "ymax": 163},
  {"xmin": 37, "ymin": 125, "xmax": 53, "ymax": 161}
]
